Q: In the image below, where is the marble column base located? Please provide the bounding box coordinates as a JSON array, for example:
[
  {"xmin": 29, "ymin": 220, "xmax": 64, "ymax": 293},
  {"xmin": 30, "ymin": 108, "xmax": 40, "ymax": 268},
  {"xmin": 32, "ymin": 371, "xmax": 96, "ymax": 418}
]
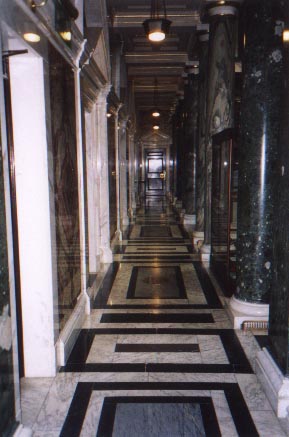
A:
[
  {"xmin": 193, "ymin": 230, "xmax": 204, "ymax": 246},
  {"xmin": 128, "ymin": 208, "xmax": 135, "ymax": 219},
  {"xmin": 100, "ymin": 246, "xmax": 113, "ymax": 264},
  {"xmin": 121, "ymin": 216, "xmax": 130, "ymax": 227},
  {"xmin": 255, "ymin": 347, "xmax": 289, "ymax": 418},
  {"xmin": 200, "ymin": 244, "xmax": 211, "ymax": 262},
  {"xmin": 13, "ymin": 424, "xmax": 33, "ymax": 437},
  {"xmin": 56, "ymin": 292, "xmax": 90, "ymax": 366},
  {"xmin": 228, "ymin": 296, "xmax": 269, "ymax": 329},
  {"xmin": 112, "ymin": 229, "xmax": 123, "ymax": 242},
  {"xmin": 182, "ymin": 214, "xmax": 196, "ymax": 225}
]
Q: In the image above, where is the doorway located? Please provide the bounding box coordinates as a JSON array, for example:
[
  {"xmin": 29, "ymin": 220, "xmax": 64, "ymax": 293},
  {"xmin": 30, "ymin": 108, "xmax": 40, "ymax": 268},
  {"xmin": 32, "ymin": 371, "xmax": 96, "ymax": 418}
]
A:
[{"xmin": 145, "ymin": 149, "xmax": 166, "ymax": 197}]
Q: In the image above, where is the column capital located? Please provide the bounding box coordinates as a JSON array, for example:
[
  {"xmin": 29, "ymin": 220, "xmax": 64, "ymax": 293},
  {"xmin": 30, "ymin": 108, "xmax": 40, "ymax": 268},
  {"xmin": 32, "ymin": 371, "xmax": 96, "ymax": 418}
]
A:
[{"xmin": 97, "ymin": 84, "xmax": 111, "ymax": 105}]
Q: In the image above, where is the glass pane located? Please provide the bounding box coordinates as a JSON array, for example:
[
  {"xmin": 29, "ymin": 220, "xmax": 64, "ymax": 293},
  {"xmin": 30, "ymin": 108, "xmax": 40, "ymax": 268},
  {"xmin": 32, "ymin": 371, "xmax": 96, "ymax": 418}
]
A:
[{"xmin": 148, "ymin": 159, "xmax": 162, "ymax": 172}]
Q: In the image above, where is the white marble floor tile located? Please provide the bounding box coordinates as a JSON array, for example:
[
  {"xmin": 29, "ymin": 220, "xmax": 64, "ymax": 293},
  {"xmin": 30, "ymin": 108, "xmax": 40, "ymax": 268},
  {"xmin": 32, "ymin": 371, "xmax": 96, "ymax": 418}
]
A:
[
  {"xmin": 32, "ymin": 432, "xmax": 60, "ymax": 437},
  {"xmin": 32, "ymin": 373, "xmax": 81, "ymax": 433},
  {"xmin": 20, "ymin": 377, "xmax": 54, "ymax": 428},
  {"xmin": 250, "ymin": 410, "xmax": 286, "ymax": 436},
  {"xmin": 80, "ymin": 395, "xmax": 103, "ymax": 437},
  {"xmin": 235, "ymin": 330, "xmax": 262, "ymax": 368},
  {"xmin": 235, "ymin": 374, "xmax": 272, "ymax": 411},
  {"xmin": 197, "ymin": 335, "xmax": 229, "ymax": 364},
  {"xmin": 211, "ymin": 391, "xmax": 239, "ymax": 437},
  {"xmin": 79, "ymin": 372, "xmax": 149, "ymax": 383},
  {"xmin": 148, "ymin": 372, "xmax": 236, "ymax": 383}
]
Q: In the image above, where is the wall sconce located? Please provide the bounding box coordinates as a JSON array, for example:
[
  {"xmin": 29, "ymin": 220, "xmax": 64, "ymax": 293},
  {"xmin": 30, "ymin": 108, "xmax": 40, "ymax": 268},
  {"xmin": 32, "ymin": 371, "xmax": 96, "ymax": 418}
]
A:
[
  {"xmin": 56, "ymin": 13, "xmax": 72, "ymax": 42},
  {"xmin": 143, "ymin": 0, "xmax": 171, "ymax": 42},
  {"xmin": 30, "ymin": 0, "xmax": 49, "ymax": 9},
  {"xmin": 22, "ymin": 0, "xmax": 49, "ymax": 42},
  {"xmin": 55, "ymin": 0, "xmax": 79, "ymax": 43},
  {"xmin": 23, "ymin": 22, "xmax": 41, "ymax": 42}
]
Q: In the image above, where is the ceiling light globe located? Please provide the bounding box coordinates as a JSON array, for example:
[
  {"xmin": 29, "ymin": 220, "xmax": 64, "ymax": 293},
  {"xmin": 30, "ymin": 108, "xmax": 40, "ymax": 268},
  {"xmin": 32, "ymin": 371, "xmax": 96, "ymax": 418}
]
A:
[
  {"xmin": 153, "ymin": 125, "xmax": 160, "ymax": 130},
  {"xmin": 152, "ymin": 111, "xmax": 160, "ymax": 117}
]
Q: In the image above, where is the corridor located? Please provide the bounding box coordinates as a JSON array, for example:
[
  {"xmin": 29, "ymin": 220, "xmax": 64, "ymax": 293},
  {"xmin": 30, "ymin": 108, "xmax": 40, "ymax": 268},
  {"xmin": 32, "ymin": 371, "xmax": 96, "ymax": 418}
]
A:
[{"xmin": 20, "ymin": 201, "xmax": 284, "ymax": 436}]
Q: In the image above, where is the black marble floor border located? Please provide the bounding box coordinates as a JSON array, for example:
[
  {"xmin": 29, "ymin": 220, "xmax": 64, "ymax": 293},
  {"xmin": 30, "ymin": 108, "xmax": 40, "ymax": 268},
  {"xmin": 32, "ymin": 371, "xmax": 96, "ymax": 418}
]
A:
[
  {"xmin": 95, "ymin": 304, "xmax": 219, "ymax": 309},
  {"xmin": 60, "ymin": 382, "xmax": 258, "ymax": 437},
  {"xmin": 193, "ymin": 262, "xmax": 223, "ymax": 308},
  {"xmin": 93, "ymin": 263, "xmax": 120, "ymax": 308},
  {"xmin": 61, "ymin": 329, "xmax": 252, "ymax": 374},
  {"xmin": 96, "ymin": 396, "xmax": 219, "ymax": 437},
  {"xmin": 122, "ymin": 256, "xmax": 193, "ymax": 261},
  {"xmin": 99, "ymin": 313, "xmax": 214, "ymax": 324},
  {"xmin": 114, "ymin": 343, "xmax": 200, "ymax": 353}
]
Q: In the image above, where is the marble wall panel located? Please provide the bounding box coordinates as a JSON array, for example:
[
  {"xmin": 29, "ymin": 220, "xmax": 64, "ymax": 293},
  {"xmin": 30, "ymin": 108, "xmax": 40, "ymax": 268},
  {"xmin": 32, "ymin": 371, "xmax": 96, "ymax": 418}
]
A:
[
  {"xmin": 80, "ymin": 102, "xmax": 89, "ymax": 283},
  {"xmin": 196, "ymin": 39, "xmax": 209, "ymax": 231},
  {"xmin": 107, "ymin": 116, "xmax": 117, "ymax": 240},
  {"xmin": 204, "ymin": 16, "xmax": 236, "ymax": 244},
  {"xmin": 0, "ymin": 127, "xmax": 16, "ymax": 434},
  {"xmin": 48, "ymin": 44, "xmax": 81, "ymax": 329}
]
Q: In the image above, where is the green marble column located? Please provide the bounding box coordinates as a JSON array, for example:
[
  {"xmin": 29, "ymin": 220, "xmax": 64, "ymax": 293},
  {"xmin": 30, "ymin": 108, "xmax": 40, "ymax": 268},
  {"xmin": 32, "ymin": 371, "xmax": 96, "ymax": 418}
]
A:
[{"xmin": 230, "ymin": 0, "xmax": 284, "ymax": 326}]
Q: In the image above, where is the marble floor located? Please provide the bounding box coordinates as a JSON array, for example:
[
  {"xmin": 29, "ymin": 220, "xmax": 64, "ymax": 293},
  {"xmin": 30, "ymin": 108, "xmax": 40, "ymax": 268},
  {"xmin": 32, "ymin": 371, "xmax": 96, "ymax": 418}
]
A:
[{"xmin": 21, "ymin": 199, "xmax": 285, "ymax": 436}]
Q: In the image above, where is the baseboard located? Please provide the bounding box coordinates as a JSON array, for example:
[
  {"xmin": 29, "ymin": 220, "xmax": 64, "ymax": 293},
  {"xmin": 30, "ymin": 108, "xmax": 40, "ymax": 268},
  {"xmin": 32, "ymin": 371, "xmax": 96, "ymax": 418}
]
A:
[
  {"xmin": 256, "ymin": 347, "xmax": 289, "ymax": 418},
  {"xmin": 56, "ymin": 293, "xmax": 89, "ymax": 366},
  {"xmin": 13, "ymin": 424, "xmax": 32, "ymax": 437}
]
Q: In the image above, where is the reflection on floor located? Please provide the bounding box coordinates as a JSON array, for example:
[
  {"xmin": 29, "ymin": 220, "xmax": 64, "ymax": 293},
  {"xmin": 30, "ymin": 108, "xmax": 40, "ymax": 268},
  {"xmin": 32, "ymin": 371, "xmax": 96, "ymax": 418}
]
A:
[{"xmin": 21, "ymin": 199, "xmax": 285, "ymax": 436}]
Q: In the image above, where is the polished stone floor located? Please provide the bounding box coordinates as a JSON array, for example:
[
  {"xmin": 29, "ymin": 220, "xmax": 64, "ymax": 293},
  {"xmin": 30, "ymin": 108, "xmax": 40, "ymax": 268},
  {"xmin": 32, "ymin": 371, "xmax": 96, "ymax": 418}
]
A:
[{"xmin": 21, "ymin": 199, "xmax": 285, "ymax": 436}]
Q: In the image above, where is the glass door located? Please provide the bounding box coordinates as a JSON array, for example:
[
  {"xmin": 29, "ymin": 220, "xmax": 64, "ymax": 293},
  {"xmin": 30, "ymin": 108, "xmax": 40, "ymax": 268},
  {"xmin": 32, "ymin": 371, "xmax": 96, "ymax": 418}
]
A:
[{"xmin": 145, "ymin": 149, "xmax": 166, "ymax": 197}]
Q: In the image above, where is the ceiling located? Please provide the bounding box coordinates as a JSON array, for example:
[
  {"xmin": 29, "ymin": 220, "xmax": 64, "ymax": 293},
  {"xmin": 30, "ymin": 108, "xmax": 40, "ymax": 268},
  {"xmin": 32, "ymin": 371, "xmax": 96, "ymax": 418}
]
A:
[{"xmin": 106, "ymin": 0, "xmax": 204, "ymax": 135}]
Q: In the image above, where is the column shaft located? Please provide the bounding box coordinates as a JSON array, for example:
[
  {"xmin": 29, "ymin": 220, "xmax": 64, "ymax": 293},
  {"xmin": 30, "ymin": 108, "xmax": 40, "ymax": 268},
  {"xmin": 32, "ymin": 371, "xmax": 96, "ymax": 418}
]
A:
[{"xmin": 235, "ymin": 0, "xmax": 283, "ymax": 305}]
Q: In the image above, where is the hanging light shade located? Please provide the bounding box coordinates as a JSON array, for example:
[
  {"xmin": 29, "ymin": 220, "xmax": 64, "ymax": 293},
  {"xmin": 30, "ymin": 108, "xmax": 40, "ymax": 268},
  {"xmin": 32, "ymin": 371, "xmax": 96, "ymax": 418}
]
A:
[{"xmin": 143, "ymin": 0, "xmax": 171, "ymax": 42}]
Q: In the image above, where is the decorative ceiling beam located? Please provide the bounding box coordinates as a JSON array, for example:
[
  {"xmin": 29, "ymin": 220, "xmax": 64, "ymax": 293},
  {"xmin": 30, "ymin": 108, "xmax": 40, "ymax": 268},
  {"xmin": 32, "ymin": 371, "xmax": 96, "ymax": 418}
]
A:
[{"xmin": 112, "ymin": 11, "xmax": 200, "ymax": 27}]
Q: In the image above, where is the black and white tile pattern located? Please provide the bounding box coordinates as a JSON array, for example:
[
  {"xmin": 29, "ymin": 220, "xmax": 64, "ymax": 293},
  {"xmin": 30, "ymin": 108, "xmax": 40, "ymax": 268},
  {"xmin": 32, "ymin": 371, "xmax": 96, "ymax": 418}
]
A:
[{"xmin": 20, "ymin": 203, "xmax": 285, "ymax": 436}]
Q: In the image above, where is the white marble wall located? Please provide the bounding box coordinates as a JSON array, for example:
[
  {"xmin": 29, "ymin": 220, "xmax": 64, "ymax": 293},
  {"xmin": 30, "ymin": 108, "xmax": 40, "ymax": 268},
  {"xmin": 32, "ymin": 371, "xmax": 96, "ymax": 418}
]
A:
[
  {"xmin": 128, "ymin": 132, "xmax": 137, "ymax": 215},
  {"xmin": 95, "ymin": 88, "xmax": 113, "ymax": 264},
  {"xmin": 9, "ymin": 56, "xmax": 57, "ymax": 377},
  {"xmin": 119, "ymin": 120, "xmax": 129, "ymax": 228},
  {"xmin": 85, "ymin": 109, "xmax": 101, "ymax": 273}
]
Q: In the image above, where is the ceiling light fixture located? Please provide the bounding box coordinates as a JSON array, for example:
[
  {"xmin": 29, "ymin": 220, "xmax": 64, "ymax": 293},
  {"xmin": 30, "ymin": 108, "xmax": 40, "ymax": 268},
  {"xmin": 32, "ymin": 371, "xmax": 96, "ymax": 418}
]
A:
[
  {"xmin": 153, "ymin": 125, "xmax": 160, "ymax": 130},
  {"xmin": 283, "ymin": 30, "xmax": 289, "ymax": 42},
  {"xmin": 152, "ymin": 77, "xmax": 161, "ymax": 117},
  {"xmin": 23, "ymin": 21, "xmax": 41, "ymax": 43},
  {"xmin": 143, "ymin": 0, "xmax": 171, "ymax": 42}
]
